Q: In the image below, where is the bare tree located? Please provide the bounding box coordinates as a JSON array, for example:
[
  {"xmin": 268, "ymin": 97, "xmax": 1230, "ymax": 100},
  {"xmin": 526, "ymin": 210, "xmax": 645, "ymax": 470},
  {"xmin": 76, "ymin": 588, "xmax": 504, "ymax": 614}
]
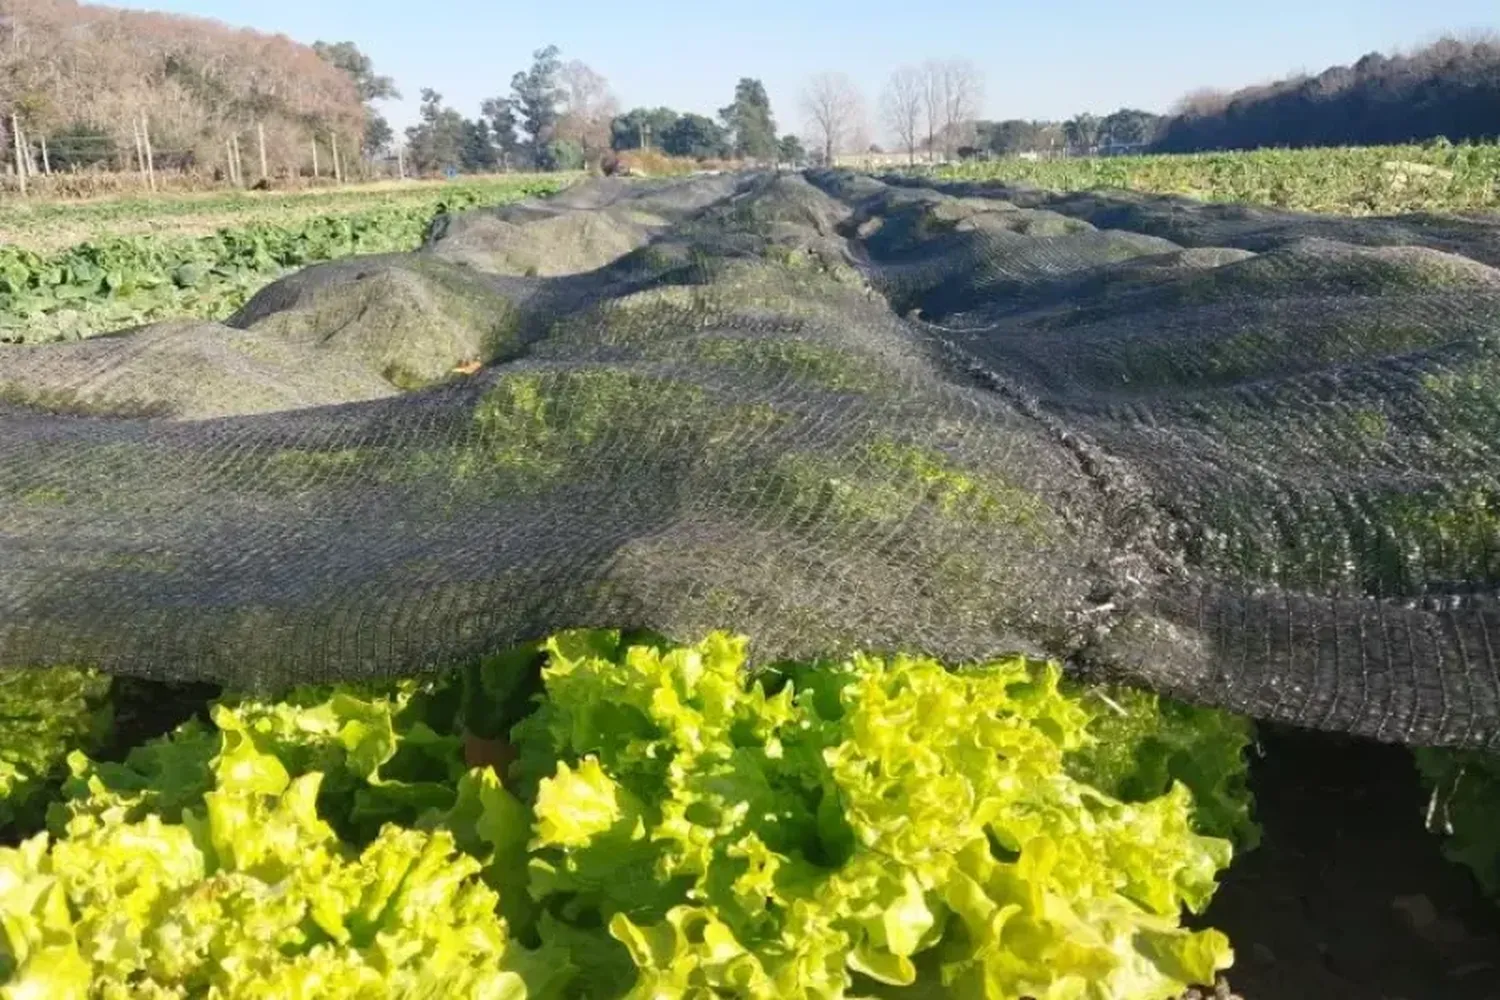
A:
[
  {"xmin": 800, "ymin": 71, "xmax": 864, "ymax": 166},
  {"xmin": 919, "ymin": 59, "xmax": 943, "ymax": 162},
  {"xmin": 556, "ymin": 59, "xmax": 619, "ymax": 165},
  {"xmin": 880, "ymin": 65, "xmax": 923, "ymax": 165},
  {"xmin": 939, "ymin": 59, "xmax": 983, "ymax": 158}
]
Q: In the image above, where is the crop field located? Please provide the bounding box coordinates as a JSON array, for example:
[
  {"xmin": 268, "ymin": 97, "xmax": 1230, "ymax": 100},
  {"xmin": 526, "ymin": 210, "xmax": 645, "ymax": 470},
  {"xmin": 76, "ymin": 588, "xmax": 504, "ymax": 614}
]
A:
[
  {"xmin": 0, "ymin": 176, "xmax": 569, "ymax": 343},
  {"xmin": 932, "ymin": 143, "xmax": 1500, "ymax": 215},
  {"xmin": 3, "ymin": 154, "xmax": 1500, "ymax": 1000}
]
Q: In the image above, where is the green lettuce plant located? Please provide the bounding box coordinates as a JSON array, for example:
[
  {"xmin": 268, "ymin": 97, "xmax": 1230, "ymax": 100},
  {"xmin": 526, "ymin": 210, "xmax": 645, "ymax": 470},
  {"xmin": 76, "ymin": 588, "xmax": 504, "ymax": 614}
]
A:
[{"xmin": 5, "ymin": 632, "xmax": 1245, "ymax": 999}]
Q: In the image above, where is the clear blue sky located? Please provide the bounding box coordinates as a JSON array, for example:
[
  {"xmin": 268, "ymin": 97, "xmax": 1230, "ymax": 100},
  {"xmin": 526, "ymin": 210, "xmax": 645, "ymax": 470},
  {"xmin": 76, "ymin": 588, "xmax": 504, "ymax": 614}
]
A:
[{"xmin": 113, "ymin": 0, "xmax": 1495, "ymax": 138}]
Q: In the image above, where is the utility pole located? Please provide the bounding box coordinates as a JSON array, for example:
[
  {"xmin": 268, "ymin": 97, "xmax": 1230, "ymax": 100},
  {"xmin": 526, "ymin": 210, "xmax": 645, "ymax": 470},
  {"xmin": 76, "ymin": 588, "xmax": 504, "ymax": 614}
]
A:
[{"xmin": 11, "ymin": 115, "xmax": 26, "ymax": 196}]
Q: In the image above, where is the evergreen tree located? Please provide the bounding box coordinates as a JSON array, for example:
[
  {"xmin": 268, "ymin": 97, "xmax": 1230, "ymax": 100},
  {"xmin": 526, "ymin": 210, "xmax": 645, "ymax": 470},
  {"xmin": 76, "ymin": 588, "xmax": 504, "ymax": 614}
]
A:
[{"xmin": 719, "ymin": 77, "xmax": 778, "ymax": 160}]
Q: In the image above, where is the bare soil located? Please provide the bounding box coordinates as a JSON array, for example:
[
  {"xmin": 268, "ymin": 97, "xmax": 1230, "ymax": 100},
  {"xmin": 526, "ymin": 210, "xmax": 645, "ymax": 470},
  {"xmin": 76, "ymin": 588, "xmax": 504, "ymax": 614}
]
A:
[{"xmin": 1198, "ymin": 725, "xmax": 1500, "ymax": 1000}]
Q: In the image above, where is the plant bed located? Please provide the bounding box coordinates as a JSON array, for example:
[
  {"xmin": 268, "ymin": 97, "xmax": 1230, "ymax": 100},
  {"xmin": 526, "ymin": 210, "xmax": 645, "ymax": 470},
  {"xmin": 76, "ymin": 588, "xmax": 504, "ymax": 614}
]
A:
[
  {"xmin": 2, "ymin": 635, "xmax": 1494, "ymax": 999},
  {"xmin": 3, "ymin": 633, "xmax": 1246, "ymax": 999}
]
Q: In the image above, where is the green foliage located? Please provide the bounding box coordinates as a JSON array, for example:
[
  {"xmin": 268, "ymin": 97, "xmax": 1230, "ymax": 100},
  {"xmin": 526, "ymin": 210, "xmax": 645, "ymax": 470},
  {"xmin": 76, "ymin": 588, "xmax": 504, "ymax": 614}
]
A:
[
  {"xmin": 933, "ymin": 143, "xmax": 1500, "ymax": 215},
  {"xmin": 0, "ymin": 668, "xmax": 112, "ymax": 835},
  {"xmin": 2, "ymin": 632, "xmax": 1245, "ymax": 1000},
  {"xmin": 313, "ymin": 40, "xmax": 400, "ymax": 103},
  {"xmin": 719, "ymin": 78, "xmax": 779, "ymax": 160},
  {"xmin": 4, "ymin": 741, "xmax": 554, "ymax": 999},
  {"xmin": 1066, "ymin": 687, "xmax": 1261, "ymax": 850},
  {"xmin": 1415, "ymin": 749, "xmax": 1500, "ymax": 898},
  {"xmin": 660, "ymin": 113, "xmax": 731, "ymax": 160},
  {"xmin": 0, "ymin": 178, "xmax": 561, "ymax": 343},
  {"xmin": 611, "ymin": 107, "xmax": 680, "ymax": 152},
  {"xmin": 779, "ymin": 134, "xmax": 808, "ymax": 165},
  {"xmin": 512, "ymin": 45, "xmax": 566, "ymax": 167},
  {"xmin": 512, "ymin": 632, "xmax": 1235, "ymax": 999},
  {"xmin": 404, "ymin": 89, "xmax": 469, "ymax": 173}
]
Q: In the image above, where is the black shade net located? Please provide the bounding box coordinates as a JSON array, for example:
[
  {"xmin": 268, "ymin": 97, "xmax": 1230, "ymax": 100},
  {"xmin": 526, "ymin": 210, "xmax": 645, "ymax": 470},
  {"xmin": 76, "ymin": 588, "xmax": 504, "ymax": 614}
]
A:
[{"xmin": 3, "ymin": 171, "xmax": 1498, "ymax": 749}]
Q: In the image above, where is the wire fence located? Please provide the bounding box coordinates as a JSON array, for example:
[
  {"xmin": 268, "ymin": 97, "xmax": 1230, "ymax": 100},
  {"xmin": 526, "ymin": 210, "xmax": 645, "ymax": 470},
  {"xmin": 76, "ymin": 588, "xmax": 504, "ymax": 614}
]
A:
[{"xmin": 1, "ymin": 114, "xmax": 414, "ymax": 199}]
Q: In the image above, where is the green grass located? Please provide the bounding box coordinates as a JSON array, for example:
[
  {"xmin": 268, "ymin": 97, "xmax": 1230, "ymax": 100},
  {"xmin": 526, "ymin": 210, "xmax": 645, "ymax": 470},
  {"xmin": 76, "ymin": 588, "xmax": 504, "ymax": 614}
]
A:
[{"xmin": 931, "ymin": 143, "xmax": 1500, "ymax": 215}]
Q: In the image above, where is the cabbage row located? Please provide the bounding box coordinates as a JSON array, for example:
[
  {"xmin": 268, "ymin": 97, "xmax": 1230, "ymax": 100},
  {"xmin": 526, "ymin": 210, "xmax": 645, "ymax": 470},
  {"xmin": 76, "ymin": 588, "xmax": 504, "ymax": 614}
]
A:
[
  {"xmin": 1, "ymin": 632, "xmax": 1257, "ymax": 999},
  {"xmin": 0, "ymin": 179, "xmax": 563, "ymax": 344},
  {"xmin": 933, "ymin": 142, "xmax": 1500, "ymax": 215}
]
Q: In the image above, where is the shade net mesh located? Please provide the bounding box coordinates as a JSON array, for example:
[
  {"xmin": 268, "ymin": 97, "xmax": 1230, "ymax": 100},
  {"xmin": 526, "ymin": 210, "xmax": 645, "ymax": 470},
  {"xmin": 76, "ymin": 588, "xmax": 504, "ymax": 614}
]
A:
[{"xmin": 3, "ymin": 171, "xmax": 1499, "ymax": 750}]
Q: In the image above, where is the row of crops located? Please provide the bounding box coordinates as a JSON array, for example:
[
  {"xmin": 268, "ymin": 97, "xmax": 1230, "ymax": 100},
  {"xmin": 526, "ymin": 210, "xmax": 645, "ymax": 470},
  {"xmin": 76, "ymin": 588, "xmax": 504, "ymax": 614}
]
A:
[
  {"xmin": 932, "ymin": 142, "xmax": 1500, "ymax": 215},
  {"xmin": 3, "ymin": 154, "xmax": 1499, "ymax": 997},
  {"xmin": 0, "ymin": 177, "xmax": 566, "ymax": 344},
  {"xmin": 3, "ymin": 640, "xmax": 1496, "ymax": 999}
]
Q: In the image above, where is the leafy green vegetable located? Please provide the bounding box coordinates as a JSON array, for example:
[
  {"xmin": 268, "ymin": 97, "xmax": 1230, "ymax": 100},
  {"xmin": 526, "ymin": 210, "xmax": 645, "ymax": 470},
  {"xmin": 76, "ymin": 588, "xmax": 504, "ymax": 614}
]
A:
[
  {"xmin": 13, "ymin": 632, "xmax": 1244, "ymax": 1000},
  {"xmin": 0, "ymin": 179, "xmax": 563, "ymax": 344},
  {"xmin": 0, "ymin": 667, "xmax": 111, "ymax": 835},
  {"xmin": 511, "ymin": 631, "xmax": 1236, "ymax": 999},
  {"xmin": 1415, "ymin": 748, "xmax": 1500, "ymax": 898},
  {"xmin": 1066, "ymin": 686, "xmax": 1261, "ymax": 850},
  {"xmin": 2, "ymin": 738, "xmax": 553, "ymax": 999},
  {"xmin": 52, "ymin": 680, "xmax": 466, "ymax": 844}
]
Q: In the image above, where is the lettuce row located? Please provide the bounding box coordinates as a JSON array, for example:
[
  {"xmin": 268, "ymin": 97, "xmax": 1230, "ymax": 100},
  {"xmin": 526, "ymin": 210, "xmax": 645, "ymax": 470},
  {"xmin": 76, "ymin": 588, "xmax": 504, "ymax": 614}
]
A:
[
  {"xmin": 1, "ymin": 734, "xmax": 563, "ymax": 1000},
  {"xmin": 513, "ymin": 631, "xmax": 1235, "ymax": 998},
  {"xmin": 6, "ymin": 633, "xmax": 1242, "ymax": 999}
]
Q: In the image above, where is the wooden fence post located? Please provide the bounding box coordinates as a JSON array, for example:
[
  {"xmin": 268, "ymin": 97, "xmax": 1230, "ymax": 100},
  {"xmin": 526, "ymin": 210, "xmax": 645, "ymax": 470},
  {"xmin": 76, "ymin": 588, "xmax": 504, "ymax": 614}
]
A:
[
  {"xmin": 11, "ymin": 115, "xmax": 26, "ymax": 196},
  {"xmin": 132, "ymin": 119, "xmax": 147, "ymax": 187},
  {"xmin": 140, "ymin": 115, "xmax": 156, "ymax": 192}
]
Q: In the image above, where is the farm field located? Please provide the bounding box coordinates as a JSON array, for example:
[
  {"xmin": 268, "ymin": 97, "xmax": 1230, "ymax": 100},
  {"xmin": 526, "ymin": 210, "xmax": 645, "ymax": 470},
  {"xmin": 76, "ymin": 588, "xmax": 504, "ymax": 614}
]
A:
[
  {"xmin": 0, "ymin": 175, "xmax": 570, "ymax": 343},
  {"xmin": 932, "ymin": 143, "xmax": 1500, "ymax": 215},
  {"xmin": 3, "ymin": 156, "xmax": 1500, "ymax": 1000}
]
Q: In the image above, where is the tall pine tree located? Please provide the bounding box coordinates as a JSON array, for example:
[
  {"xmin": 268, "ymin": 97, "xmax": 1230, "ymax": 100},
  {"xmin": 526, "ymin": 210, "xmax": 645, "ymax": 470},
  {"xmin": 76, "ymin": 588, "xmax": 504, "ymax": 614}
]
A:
[{"xmin": 719, "ymin": 78, "xmax": 778, "ymax": 161}]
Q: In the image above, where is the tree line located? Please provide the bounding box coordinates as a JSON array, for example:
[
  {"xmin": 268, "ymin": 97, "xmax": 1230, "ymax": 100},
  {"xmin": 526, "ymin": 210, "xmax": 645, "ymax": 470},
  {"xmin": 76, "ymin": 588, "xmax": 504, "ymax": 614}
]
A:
[
  {"xmin": 394, "ymin": 47, "xmax": 807, "ymax": 174},
  {"xmin": 6, "ymin": 0, "xmax": 1495, "ymax": 184},
  {"xmin": 1154, "ymin": 37, "xmax": 1500, "ymax": 152},
  {"xmin": 1, "ymin": 0, "xmax": 367, "ymax": 177}
]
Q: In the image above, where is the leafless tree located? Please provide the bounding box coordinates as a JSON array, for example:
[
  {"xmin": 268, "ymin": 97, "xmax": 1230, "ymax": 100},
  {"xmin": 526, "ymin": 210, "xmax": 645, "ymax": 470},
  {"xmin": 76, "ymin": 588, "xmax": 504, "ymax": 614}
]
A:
[
  {"xmin": 556, "ymin": 59, "xmax": 619, "ymax": 165},
  {"xmin": 800, "ymin": 71, "xmax": 864, "ymax": 166},
  {"xmin": 939, "ymin": 59, "xmax": 983, "ymax": 157},
  {"xmin": 914, "ymin": 58, "xmax": 984, "ymax": 162},
  {"xmin": 919, "ymin": 59, "xmax": 943, "ymax": 162},
  {"xmin": 880, "ymin": 65, "xmax": 923, "ymax": 165}
]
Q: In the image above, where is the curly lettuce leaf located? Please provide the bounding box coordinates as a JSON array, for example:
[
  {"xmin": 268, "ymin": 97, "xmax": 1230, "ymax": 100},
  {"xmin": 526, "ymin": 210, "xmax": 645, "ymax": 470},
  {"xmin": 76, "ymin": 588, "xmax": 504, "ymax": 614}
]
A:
[
  {"xmin": 513, "ymin": 631, "xmax": 1236, "ymax": 1000},
  {"xmin": 52, "ymin": 680, "xmax": 465, "ymax": 843},
  {"xmin": 0, "ymin": 666, "xmax": 111, "ymax": 835},
  {"xmin": 2, "ymin": 738, "xmax": 542, "ymax": 1000},
  {"xmin": 1066, "ymin": 685, "xmax": 1260, "ymax": 850}
]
